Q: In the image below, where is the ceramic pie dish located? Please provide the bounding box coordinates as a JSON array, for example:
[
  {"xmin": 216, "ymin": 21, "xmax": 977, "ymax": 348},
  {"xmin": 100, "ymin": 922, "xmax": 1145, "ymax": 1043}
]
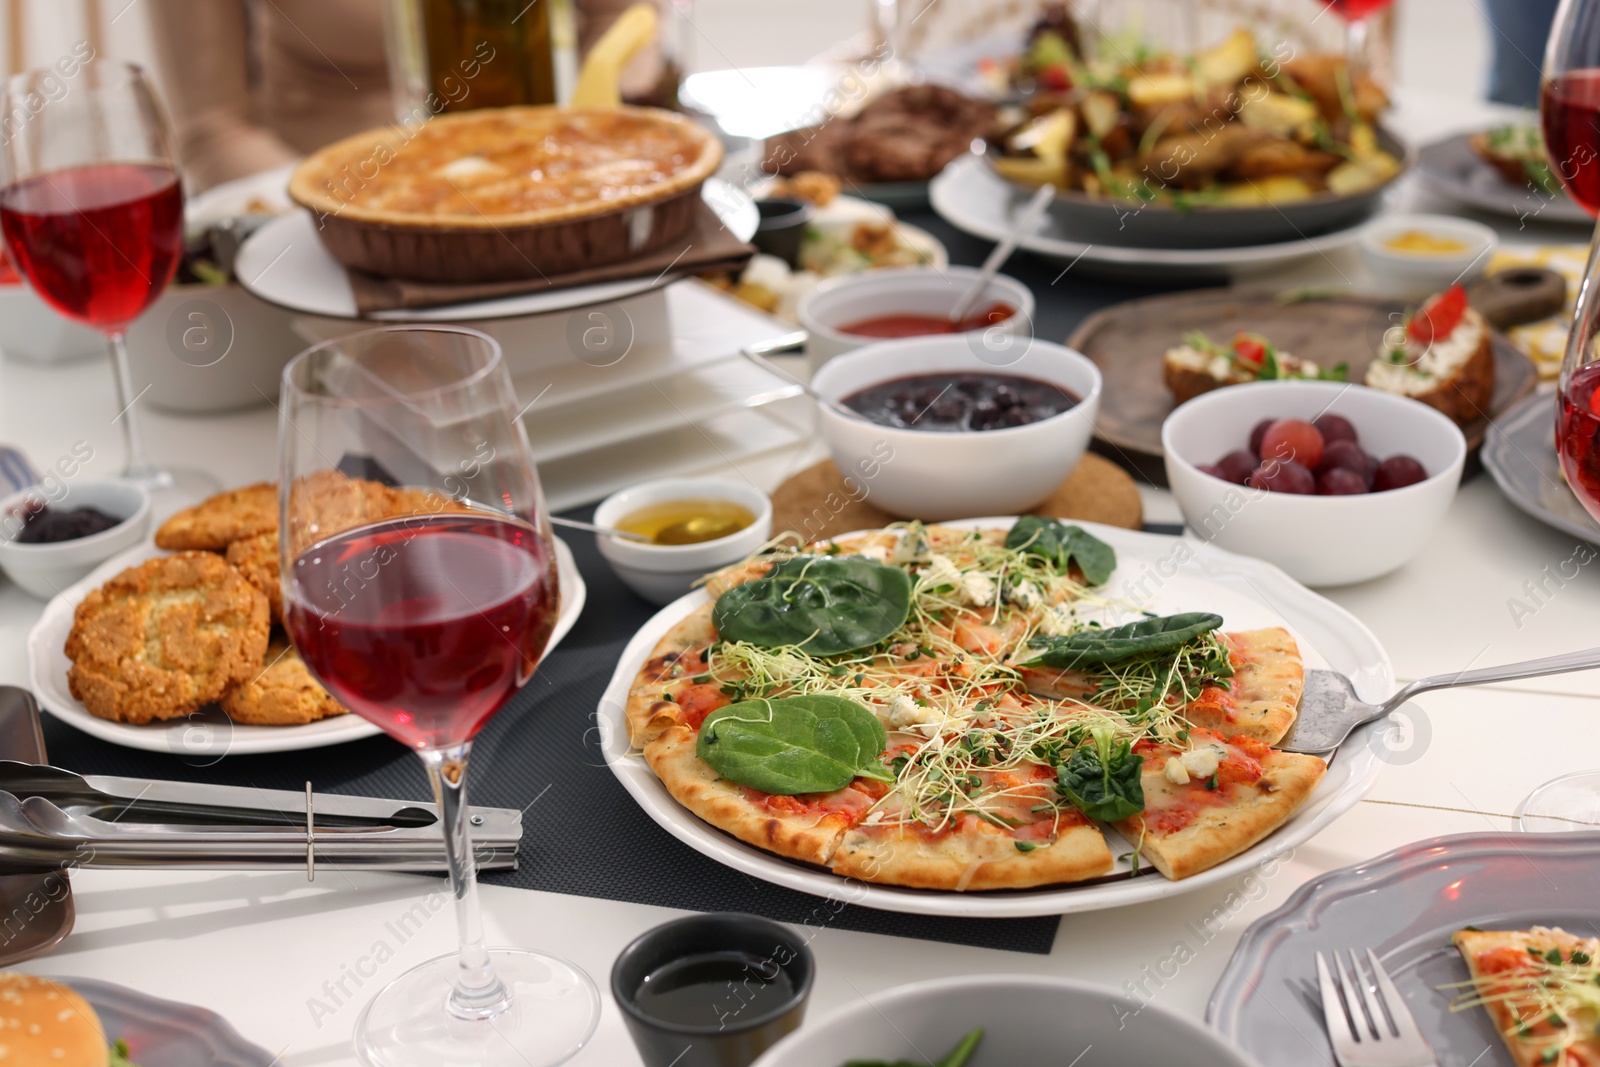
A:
[{"xmin": 288, "ymin": 105, "xmax": 724, "ymax": 283}]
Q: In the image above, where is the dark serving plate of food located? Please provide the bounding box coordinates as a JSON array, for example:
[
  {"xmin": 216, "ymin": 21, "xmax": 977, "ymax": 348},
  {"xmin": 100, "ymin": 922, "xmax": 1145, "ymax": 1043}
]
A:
[
  {"xmin": 1069, "ymin": 288, "xmax": 1537, "ymax": 480},
  {"xmin": 984, "ymin": 123, "xmax": 1410, "ymax": 250},
  {"xmin": 983, "ymin": 30, "xmax": 1411, "ymax": 249},
  {"xmin": 1417, "ymin": 129, "xmax": 1590, "ymax": 226}
]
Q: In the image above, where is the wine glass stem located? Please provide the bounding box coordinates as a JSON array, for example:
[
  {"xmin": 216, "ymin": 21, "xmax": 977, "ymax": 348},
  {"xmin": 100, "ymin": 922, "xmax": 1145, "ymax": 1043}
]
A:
[
  {"xmin": 106, "ymin": 331, "xmax": 161, "ymax": 484},
  {"xmin": 1561, "ymin": 212, "xmax": 1600, "ymax": 393},
  {"xmin": 1347, "ymin": 15, "xmax": 1369, "ymax": 74},
  {"xmin": 420, "ymin": 741, "xmax": 511, "ymax": 1021}
]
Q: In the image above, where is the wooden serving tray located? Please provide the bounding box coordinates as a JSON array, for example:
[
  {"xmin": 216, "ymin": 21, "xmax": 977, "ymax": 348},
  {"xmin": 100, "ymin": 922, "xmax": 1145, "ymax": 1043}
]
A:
[
  {"xmin": 771, "ymin": 454, "xmax": 1142, "ymax": 543},
  {"xmin": 1068, "ymin": 288, "xmax": 1540, "ymax": 473}
]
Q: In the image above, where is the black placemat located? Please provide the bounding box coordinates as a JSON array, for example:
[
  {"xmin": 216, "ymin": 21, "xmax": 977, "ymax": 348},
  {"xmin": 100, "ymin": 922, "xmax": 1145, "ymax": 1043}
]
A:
[{"xmin": 38, "ymin": 515, "xmax": 1063, "ymax": 955}]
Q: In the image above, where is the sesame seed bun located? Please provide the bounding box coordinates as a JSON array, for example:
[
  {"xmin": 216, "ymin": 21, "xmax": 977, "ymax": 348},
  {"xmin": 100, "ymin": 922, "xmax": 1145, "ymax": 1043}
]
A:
[{"xmin": 0, "ymin": 972, "xmax": 108, "ymax": 1066}]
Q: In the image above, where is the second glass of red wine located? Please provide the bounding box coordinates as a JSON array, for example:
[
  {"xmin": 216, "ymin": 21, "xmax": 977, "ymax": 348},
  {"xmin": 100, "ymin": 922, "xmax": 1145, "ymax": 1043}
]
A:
[
  {"xmin": 1522, "ymin": 0, "xmax": 1600, "ymax": 832},
  {"xmin": 279, "ymin": 326, "xmax": 598, "ymax": 1066},
  {"xmin": 0, "ymin": 62, "xmax": 193, "ymax": 491}
]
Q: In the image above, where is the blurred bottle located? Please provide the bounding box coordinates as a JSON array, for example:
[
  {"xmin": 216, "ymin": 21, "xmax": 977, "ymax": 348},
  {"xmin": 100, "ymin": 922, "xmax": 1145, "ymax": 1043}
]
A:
[{"xmin": 384, "ymin": 0, "xmax": 567, "ymax": 117}]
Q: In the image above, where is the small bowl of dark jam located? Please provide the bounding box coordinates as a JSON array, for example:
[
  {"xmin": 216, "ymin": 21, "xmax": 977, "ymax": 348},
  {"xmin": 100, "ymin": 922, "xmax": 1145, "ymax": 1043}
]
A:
[
  {"xmin": 798, "ymin": 266, "xmax": 1035, "ymax": 375},
  {"xmin": 611, "ymin": 912, "xmax": 814, "ymax": 1067},
  {"xmin": 811, "ymin": 334, "xmax": 1102, "ymax": 520},
  {"xmin": 0, "ymin": 479, "xmax": 151, "ymax": 599}
]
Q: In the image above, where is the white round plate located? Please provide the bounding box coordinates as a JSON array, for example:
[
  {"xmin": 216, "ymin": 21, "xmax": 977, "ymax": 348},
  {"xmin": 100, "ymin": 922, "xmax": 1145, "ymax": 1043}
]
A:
[
  {"xmin": 186, "ymin": 163, "xmax": 295, "ymax": 227},
  {"xmin": 930, "ymin": 156, "xmax": 1367, "ymax": 281},
  {"xmin": 234, "ymin": 178, "xmax": 758, "ymax": 322},
  {"xmin": 28, "ymin": 537, "xmax": 585, "ymax": 755},
  {"xmin": 598, "ymin": 519, "xmax": 1392, "ymax": 918}
]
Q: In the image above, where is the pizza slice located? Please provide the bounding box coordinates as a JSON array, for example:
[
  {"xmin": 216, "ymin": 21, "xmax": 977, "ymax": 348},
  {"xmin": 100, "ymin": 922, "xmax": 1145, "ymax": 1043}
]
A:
[
  {"xmin": 828, "ymin": 735, "xmax": 1114, "ymax": 890},
  {"xmin": 1112, "ymin": 729, "xmax": 1325, "ymax": 880},
  {"xmin": 1017, "ymin": 628, "xmax": 1303, "ymax": 745},
  {"xmin": 643, "ymin": 723, "xmax": 879, "ymax": 867},
  {"xmin": 1452, "ymin": 926, "xmax": 1600, "ymax": 1067},
  {"xmin": 1180, "ymin": 628, "xmax": 1303, "ymax": 745}
]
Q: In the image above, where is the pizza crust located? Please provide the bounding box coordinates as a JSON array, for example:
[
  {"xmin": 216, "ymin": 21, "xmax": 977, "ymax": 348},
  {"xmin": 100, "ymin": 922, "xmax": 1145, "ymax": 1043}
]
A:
[
  {"xmin": 1116, "ymin": 744, "xmax": 1326, "ymax": 881},
  {"xmin": 831, "ymin": 815, "xmax": 1113, "ymax": 891},
  {"xmin": 643, "ymin": 725, "xmax": 868, "ymax": 867},
  {"xmin": 624, "ymin": 603, "xmax": 719, "ymax": 747},
  {"xmin": 1182, "ymin": 628, "xmax": 1303, "ymax": 744}
]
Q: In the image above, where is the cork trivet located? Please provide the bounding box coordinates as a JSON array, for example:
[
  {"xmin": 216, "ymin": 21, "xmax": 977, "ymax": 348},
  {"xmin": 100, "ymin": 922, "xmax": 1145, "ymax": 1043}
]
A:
[{"xmin": 770, "ymin": 453, "xmax": 1143, "ymax": 544}]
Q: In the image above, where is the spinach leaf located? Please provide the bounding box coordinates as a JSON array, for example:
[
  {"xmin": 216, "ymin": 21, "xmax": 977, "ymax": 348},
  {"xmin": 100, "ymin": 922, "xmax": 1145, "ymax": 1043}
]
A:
[
  {"xmin": 697, "ymin": 695, "xmax": 894, "ymax": 795},
  {"xmin": 713, "ymin": 556, "xmax": 912, "ymax": 656},
  {"xmin": 1019, "ymin": 611, "xmax": 1224, "ymax": 669},
  {"xmin": 1056, "ymin": 726, "xmax": 1145, "ymax": 822},
  {"xmin": 1004, "ymin": 517, "xmax": 1116, "ymax": 585},
  {"xmin": 842, "ymin": 1028, "xmax": 985, "ymax": 1067}
]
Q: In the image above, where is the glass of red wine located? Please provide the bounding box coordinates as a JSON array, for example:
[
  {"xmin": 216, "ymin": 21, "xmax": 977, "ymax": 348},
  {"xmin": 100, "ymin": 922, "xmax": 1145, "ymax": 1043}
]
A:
[
  {"xmin": 1518, "ymin": 0, "xmax": 1600, "ymax": 833},
  {"xmin": 1321, "ymin": 0, "xmax": 1396, "ymax": 72},
  {"xmin": 279, "ymin": 326, "xmax": 599, "ymax": 1064},
  {"xmin": 0, "ymin": 62, "xmax": 190, "ymax": 490}
]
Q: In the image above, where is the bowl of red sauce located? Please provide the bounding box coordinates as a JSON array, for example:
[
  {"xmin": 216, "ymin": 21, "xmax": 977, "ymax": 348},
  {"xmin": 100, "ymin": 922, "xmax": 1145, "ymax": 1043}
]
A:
[
  {"xmin": 811, "ymin": 334, "xmax": 1100, "ymax": 521},
  {"xmin": 798, "ymin": 266, "xmax": 1034, "ymax": 376}
]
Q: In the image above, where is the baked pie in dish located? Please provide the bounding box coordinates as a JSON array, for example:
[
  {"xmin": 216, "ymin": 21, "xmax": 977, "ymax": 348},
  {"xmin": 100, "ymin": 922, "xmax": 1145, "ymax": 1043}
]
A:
[{"xmin": 288, "ymin": 105, "xmax": 724, "ymax": 283}]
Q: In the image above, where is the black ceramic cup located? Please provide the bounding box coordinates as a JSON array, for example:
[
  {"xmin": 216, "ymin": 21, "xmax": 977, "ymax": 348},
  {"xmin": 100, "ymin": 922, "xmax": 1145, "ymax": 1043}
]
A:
[
  {"xmin": 611, "ymin": 912, "xmax": 815, "ymax": 1067},
  {"xmin": 751, "ymin": 198, "xmax": 813, "ymax": 268}
]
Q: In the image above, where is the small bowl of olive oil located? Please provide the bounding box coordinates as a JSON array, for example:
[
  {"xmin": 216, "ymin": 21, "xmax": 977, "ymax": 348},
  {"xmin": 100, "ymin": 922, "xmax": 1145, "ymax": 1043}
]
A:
[
  {"xmin": 611, "ymin": 912, "xmax": 814, "ymax": 1067},
  {"xmin": 593, "ymin": 476, "xmax": 772, "ymax": 604}
]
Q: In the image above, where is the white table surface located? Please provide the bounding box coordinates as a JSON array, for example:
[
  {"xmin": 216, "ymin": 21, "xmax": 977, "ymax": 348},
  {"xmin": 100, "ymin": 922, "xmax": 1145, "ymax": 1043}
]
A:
[{"xmin": 2, "ymin": 88, "xmax": 1599, "ymax": 1064}]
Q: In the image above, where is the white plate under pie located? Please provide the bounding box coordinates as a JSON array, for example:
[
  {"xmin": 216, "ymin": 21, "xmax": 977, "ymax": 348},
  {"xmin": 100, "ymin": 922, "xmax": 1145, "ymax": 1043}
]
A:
[
  {"xmin": 234, "ymin": 178, "xmax": 759, "ymax": 322},
  {"xmin": 597, "ymin": 519, "xmax": 1393, "ymax": 918},
  {"xmin": 28, "ymin": 537, "xmax": 585, "ymax": 755}
]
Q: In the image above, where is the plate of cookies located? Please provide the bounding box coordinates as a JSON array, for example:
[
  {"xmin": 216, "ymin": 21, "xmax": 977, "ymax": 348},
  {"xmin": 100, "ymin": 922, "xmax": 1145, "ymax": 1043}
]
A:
[{"xmin": 26, "ymin": 480, "xmax": 585, "ymax": 755}]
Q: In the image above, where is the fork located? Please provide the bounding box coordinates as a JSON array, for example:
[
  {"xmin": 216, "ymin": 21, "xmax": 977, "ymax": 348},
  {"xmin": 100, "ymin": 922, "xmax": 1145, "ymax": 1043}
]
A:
[{"xmin": 1316, "ymin": 949, "xmax": 1439, "ymax": 1067}]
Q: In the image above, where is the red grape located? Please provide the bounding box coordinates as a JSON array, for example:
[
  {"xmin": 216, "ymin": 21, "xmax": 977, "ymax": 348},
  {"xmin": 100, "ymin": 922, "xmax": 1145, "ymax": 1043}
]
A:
[
  {"xmin": 1317, "ymin": 467, "xmax": 1368, "ymax": 495},
  {"xmin": 1312, "ymin": 414, "xmax": 1358, "ymax": 446},
  {"xmin": 1197, "ymin": 464, "xmax": 1225, "ymax": 480},
  {"xmin": 1372, "ymin": 455, "xmax": 1428, "ymax": 491},
  {"xmin": 1319, "ymin": 439, "xmax": 1376, "ymax": 486},
  {"xmin": 1248, "ymin": 458, "xmax": 1316, "ymax": 494},
  {"xmin": 1215, "ymin": 449, "xmax": 1259, "ymax": 484},
  {"xmin": 1248, "ymin": 418, "xmax": 1274, "ymax": 455},
  {"xmin": 1260, "ymin": 419, "xmax": 1325, "ymax": 471}
]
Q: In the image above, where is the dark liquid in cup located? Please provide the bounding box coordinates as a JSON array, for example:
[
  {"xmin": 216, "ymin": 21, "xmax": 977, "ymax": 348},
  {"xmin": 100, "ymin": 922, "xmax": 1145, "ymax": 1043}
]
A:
[{"xmin": 633, "ymin": 950, "xmax": 796, "ymax": 1028}]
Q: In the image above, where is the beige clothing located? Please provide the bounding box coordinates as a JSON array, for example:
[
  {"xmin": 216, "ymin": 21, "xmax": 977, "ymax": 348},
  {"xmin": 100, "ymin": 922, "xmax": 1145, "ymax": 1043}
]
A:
[
  {"xmin": 147, "ymin": 0, "xmax": 656, "ymax": 192},
  {"xmin": 148, "ymin": 0, "xmax": 394, "ymax": 191}
]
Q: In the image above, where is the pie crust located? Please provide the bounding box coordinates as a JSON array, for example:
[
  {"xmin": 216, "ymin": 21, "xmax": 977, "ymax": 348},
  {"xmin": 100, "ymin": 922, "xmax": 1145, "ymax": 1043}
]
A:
[{"xmin": 288, "ymin": 105, "xmax": 724, "ymax": 283}]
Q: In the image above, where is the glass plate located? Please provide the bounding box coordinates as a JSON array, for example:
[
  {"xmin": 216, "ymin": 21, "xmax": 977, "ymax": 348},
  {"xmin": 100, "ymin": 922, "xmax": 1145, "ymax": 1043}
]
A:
[
  {"xmin": 1208, "ymin": 831, "xmax": 1600, "ymax": 1065},
  {"xmin": 65, "ymin": 977, "xmax": 275, "ymax": 1066}
]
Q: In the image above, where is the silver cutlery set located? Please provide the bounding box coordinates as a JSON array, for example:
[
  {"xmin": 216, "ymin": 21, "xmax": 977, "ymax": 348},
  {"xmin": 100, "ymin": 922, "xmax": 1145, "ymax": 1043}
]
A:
[{"xmin": 0, "ymin": 761, "xmax": 521, "ymax": 879}]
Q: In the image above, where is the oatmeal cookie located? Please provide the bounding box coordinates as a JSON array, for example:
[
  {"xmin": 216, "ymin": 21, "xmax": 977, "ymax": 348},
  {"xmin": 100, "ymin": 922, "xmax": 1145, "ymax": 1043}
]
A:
[
  {"xmin": 65, "ymin": 552, "xmax": 269, "ymax": 724},
  {"xmin": 222, "ymin": 638, "xmax": 347, "ymax": 725},
  {"xmin": 226, "ymin": 530, "xmax": 281, "ymax": 623},
  {"xmin": 154, "ymin": 482, "xmax": 278, "ymax": 551}
]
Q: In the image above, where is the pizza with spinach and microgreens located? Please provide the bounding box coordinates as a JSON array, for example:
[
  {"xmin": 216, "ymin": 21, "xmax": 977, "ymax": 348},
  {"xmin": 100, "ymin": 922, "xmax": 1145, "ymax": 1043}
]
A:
[{"xmin": 624, "ymin": 520, "xmax": 1326, "ymax": 889}]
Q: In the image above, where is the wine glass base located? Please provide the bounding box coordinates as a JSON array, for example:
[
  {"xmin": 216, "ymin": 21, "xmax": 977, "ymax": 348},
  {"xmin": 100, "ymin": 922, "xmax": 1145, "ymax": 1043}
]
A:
[
  {"xmin": 125, "ymin": 465, "xmax": 223, "ymax": 519},
  {"xmin": 354, "ymin": 948, "xmax": 600, "ymax": 1067},
  {"xmin": 1514, "ymin": 770, "xmax": 1600, "ymax": 832}
]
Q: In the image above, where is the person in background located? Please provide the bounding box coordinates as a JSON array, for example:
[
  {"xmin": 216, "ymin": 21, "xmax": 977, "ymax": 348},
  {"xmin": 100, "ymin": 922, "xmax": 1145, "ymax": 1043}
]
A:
[
  {"xmin": 1483, "ymin": 0, "xmax": 1560, "ymax": 108},
  {"xmin": 146, "ymin": 0, "xmax": 654, "ymax": 192}
]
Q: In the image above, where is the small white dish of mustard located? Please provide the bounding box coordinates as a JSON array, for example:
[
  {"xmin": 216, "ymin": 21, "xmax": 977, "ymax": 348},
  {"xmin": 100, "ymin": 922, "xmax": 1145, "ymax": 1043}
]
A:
[{"xmin": 1358, "ymin": 213, "xmax": 1498, "ymax": 299}]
